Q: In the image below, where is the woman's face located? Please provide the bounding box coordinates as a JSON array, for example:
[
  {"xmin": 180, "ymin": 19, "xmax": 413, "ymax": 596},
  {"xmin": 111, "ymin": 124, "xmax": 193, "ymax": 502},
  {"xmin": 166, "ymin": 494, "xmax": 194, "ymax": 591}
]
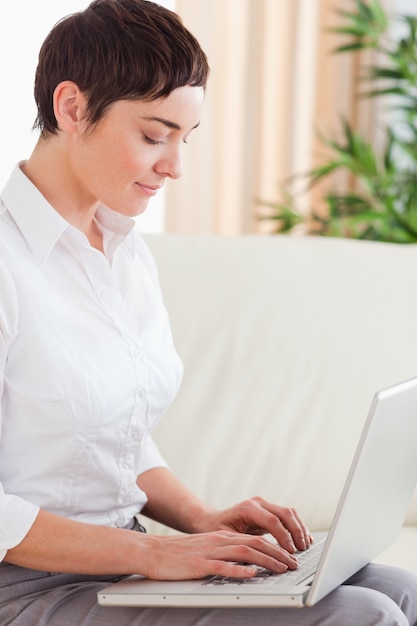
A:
[{"xmin": 70, "ymin": 85, "xmax": 204, "ymax": 217}]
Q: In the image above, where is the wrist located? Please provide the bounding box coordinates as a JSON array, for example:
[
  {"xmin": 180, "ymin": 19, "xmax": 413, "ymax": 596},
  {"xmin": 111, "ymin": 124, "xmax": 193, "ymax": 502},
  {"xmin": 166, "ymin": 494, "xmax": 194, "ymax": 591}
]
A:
[{"xmin": 187, "ymin": 502, "xmax": 220, "ymax": 533}]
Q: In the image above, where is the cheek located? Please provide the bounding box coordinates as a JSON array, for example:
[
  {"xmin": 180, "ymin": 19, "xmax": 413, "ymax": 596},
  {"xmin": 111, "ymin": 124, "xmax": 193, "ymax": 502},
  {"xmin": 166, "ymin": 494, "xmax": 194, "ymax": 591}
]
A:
[
  {"xmin": 79, "ymin": 129, "xmax": 152, "ymax": 184},
  {"xmin": 111, "ymin": 140, "xmax": 150, "ymax": 176},
  {"xmin": 86, "ymin": 147, "xmax": 131, "ymax": 186}
]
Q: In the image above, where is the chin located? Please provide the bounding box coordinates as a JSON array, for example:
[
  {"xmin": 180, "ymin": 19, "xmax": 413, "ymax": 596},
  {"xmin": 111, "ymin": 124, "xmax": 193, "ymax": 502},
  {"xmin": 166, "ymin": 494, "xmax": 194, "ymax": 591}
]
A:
[
  {"xmin": 131, "ymin": 196, "xmax": 151, "ymax": 217},
  {"xmin": 110, "ymin": 199, "xmax": 150, "ymax": 218},
  {"xmin": 130, "ymin": 205, "xmax": 149, "ymax": 218}
]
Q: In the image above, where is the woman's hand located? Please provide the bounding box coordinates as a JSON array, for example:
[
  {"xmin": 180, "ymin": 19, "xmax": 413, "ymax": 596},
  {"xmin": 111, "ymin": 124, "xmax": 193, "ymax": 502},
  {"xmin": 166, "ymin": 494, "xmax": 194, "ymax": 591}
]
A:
[
  {"xmin": 200, "ymin": 496, "xmax": 314, "ymax": 554},
  {"xmin": 140, "ymin": 529, "xmax": 298, "ymax": 580},
  {"xmin": 137, "ymin": 469, "xmax": 313, "ymax": 578}
]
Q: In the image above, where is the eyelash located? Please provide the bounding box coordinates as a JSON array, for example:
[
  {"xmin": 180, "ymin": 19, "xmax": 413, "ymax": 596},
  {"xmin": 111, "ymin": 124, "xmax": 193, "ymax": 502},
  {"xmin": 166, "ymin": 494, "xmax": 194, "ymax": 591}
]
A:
[
  {"xmin": 143, "ymin": 134, "xmax": 165, "ymax": 146},
  {"xmin": 143, "ymin": 134, "xmax": 189, "ymax": 146}
]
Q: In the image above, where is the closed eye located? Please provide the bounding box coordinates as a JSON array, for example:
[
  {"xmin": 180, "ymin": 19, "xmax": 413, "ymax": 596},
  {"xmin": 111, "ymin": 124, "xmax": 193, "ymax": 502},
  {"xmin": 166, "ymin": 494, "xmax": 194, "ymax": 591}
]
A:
[{"xmin": 143, "ymin": 134, "xmax": 165, "ymax": 146}]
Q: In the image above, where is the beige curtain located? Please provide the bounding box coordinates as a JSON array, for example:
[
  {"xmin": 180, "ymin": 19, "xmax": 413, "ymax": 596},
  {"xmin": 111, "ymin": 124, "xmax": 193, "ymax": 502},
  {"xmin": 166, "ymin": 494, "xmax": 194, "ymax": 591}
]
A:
[{"xmin": 165, "ymin": 0, "xmax": 390, "ymax": 235}]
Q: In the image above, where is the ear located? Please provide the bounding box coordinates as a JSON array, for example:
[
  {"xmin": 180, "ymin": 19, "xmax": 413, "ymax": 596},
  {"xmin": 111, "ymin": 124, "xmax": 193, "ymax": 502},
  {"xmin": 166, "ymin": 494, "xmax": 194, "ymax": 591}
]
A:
[{"xmin": 53, "ymin": 81, "xmax": 88, "ymax": 134}]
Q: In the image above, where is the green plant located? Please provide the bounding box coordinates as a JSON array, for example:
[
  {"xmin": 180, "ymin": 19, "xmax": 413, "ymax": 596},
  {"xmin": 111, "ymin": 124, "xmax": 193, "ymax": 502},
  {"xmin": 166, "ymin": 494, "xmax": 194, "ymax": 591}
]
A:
[{"xmin": 261, "ymin": 0, "xmax": 417, "ymax": 243}]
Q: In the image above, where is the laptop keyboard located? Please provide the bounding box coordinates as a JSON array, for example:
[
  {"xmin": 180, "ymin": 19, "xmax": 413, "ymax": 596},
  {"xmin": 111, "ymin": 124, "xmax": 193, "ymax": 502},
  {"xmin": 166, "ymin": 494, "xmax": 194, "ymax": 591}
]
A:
[{"xmin": 204, "ymin": 537, "xmax": 325, "ymax": 588}]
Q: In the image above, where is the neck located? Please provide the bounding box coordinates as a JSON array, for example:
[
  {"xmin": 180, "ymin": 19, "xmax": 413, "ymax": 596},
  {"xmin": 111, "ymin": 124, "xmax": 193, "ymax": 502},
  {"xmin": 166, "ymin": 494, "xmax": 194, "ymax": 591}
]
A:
[{"xmin": 22, "ymin": 137, "xmax": 103, "ymax": 251}]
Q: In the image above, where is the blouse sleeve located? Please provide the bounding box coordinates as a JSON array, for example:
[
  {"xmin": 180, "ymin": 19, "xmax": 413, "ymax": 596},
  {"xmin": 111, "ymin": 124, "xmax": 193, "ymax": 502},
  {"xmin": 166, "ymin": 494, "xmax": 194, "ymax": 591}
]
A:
[
  {"xmin": 0, "ymin": 260, "xmax": 39, "ymax": 561},
  {"xmin": 135, "ymin": 432, "xmax": 170, "ymax": 478}
]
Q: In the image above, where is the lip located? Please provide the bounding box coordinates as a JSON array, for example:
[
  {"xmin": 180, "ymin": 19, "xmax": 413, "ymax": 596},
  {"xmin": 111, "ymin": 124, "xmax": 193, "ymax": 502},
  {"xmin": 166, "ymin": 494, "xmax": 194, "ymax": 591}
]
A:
[{"xmin": 135, "ymin": 182, "xmax": 162, "ymax": 197}]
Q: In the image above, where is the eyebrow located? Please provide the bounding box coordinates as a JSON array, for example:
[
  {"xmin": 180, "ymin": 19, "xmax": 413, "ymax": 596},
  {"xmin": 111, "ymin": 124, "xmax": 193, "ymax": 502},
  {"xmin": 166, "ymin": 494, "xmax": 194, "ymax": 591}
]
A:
[{"xmin": 142, "ymin": 116, "xmax": 200, "ymax": 131}]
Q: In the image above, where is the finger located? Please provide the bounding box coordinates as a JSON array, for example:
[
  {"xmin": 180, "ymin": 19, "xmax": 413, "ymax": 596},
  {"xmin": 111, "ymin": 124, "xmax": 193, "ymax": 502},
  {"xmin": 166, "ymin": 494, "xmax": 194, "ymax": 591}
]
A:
[
  {"xmin": 242, "ymin": 500, "xmax": 299, "ymax": 553},
  {"xmin": 210, "ymin": 559, "xmax": 285, "ymax": 579},
  {"xmin": 290, "ymin": 507, "xmax": 314, "ymax": 549},
  {"xmin": 213, "ymin": 539, "xmax": 298, "ymax": 574},
  {"xmin": 223, "ymin": 498, "xmax": 292, "ymax": 550},
  {"xmin": 251, "ymin": 498, "xmax": 311, "ymax": 552},
  {"xmin": 274, "ymin": 508, "xmax": 310, "ymax": 552},
  {"xmin": 282, "ymin": 507, "xmax": 314, "ymax": 551}
]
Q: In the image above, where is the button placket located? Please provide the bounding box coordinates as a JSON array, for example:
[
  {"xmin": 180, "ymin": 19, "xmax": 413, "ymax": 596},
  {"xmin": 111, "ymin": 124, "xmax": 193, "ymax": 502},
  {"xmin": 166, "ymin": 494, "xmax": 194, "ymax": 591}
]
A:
[
  {"xmin": 75, "ymin": 240, "xmax": 156, "ymax": 515},
  {"xmin": 122, "ymin": 456, "xmax": 133, "ymax": 469}
]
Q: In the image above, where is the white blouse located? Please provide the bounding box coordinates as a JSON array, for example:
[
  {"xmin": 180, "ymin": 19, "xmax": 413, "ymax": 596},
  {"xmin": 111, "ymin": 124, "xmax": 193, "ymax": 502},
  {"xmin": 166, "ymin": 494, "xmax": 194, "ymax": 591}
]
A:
[{"xmin": 0, "ymin": 165, "xmax": 183, "ymax": 561}]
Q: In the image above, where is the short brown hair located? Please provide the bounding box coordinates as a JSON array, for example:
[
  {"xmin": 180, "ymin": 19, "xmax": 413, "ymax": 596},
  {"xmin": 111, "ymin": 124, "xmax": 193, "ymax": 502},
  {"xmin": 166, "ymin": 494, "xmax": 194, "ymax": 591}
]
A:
[{"xmin": 33, "ymin": 0, "xmax": 209, "ymax": 137}]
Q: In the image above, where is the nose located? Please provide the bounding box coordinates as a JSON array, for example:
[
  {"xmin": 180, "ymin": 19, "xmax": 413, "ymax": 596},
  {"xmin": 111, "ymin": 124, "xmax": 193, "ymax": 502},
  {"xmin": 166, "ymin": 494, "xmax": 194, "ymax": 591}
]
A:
[{"xmin": 155, "ymin": 145, "xmax": 183, "ymax": 180}]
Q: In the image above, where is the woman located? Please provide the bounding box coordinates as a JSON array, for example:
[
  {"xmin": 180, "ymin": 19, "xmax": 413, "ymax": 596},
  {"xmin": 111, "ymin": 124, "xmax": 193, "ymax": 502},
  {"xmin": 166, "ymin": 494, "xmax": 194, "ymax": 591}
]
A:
[{"xmin": 0, "ymin": 1, "xmax": 416, "ymax": 624}]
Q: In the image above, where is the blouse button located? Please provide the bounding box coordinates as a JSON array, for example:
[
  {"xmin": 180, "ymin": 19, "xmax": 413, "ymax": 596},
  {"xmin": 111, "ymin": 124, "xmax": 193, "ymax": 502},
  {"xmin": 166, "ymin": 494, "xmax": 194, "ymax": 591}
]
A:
[
  {"xmin": 131, "ymin": 427, "xmax": 142, "ymax": 442},
  {"xmin": 123, "ymin": 492, "xmax": 134, "ymax": 504},
  {"xmin": 137, "ymin": 386, "xmax": 147, "ymax": 400}
]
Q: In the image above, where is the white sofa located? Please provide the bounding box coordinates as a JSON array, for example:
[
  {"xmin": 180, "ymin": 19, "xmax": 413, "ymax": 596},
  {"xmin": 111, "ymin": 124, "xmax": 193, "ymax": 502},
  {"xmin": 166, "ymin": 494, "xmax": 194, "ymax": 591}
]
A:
[{"xmin": 143, "ymin": 233, "xmax": 417, "ymax": 575}]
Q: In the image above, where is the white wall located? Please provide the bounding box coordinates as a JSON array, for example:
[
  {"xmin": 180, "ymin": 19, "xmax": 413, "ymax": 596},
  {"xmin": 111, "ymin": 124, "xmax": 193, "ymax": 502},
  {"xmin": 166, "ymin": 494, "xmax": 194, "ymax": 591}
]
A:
[{"xmin": 0, "ymin": 0, "xmax": 175, "ymax": 232}]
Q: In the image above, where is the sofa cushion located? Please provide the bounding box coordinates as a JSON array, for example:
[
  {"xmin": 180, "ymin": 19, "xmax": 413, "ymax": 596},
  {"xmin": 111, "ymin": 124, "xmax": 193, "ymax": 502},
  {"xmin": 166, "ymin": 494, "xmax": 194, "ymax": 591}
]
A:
[{"xmin": 144, "ymin": 234, "xmax": 417, "ymax": 532}]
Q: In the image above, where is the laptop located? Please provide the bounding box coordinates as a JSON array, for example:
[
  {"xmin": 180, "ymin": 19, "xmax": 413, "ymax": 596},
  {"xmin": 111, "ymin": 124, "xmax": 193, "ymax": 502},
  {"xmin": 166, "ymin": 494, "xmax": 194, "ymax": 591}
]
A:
[{"xmin": 98, "ymin": 376, "xmax": 417, "ymax": 608}]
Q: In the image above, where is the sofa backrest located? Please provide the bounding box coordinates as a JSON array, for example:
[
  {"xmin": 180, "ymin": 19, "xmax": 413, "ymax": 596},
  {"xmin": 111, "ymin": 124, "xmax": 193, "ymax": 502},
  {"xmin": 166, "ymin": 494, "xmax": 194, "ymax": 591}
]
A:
[{"xmin": 144, "ymin": 234, "xmax": 417, "ymax": 533}]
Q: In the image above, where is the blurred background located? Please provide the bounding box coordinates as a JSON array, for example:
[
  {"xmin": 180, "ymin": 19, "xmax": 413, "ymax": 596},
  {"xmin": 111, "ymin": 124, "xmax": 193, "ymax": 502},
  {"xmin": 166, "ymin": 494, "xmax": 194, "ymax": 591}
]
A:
[{"xmin": 0, "ymin": 0, "xmax": 415, "ymax": 236}]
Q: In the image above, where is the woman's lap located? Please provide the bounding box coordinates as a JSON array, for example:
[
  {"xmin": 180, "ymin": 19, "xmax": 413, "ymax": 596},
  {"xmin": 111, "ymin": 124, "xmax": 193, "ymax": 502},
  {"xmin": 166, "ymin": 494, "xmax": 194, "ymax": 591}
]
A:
[{"xmin": 1, "ymin": 562, "xmax": 416, "ymax": 626}]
